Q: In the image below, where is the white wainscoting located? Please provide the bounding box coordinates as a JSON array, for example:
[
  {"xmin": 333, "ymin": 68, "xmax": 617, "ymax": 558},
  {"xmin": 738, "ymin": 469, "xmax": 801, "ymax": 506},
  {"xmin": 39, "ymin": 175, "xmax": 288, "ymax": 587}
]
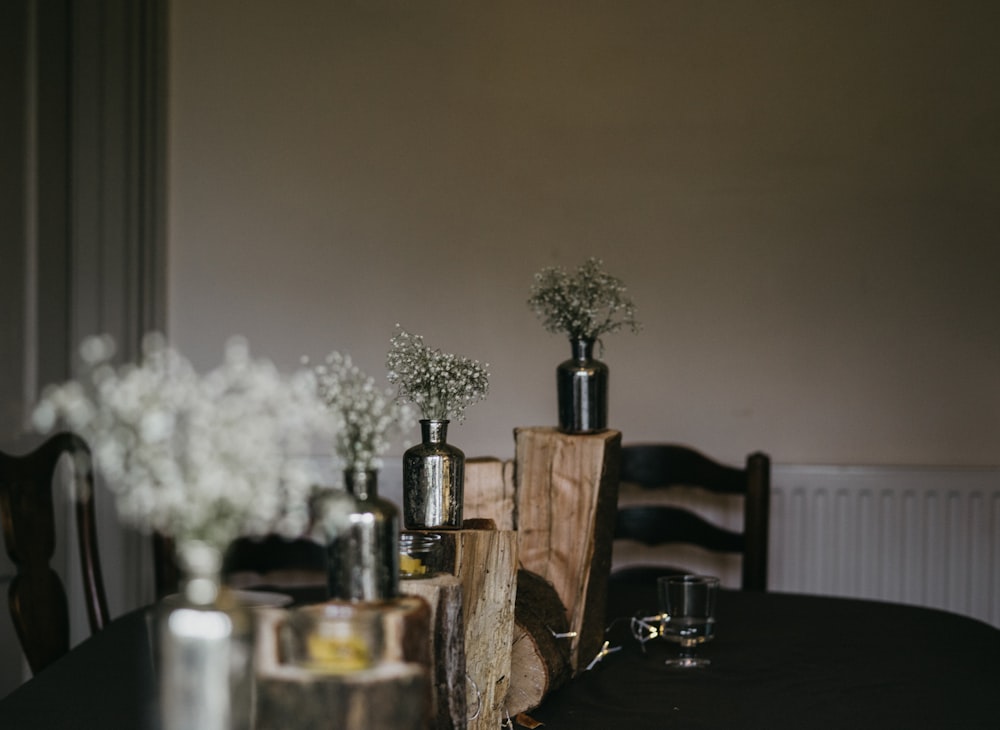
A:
[{"xmin": 770, "ymin": 465, "xmax": 1000, "ymax": 629}]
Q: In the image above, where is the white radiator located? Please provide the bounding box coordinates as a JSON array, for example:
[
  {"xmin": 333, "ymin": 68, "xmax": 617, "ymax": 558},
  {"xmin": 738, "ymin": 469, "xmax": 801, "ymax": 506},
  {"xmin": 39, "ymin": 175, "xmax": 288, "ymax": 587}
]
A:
[{"xmin": 770, "ymin": 465, "xmax": 1000, "ymax": 628}]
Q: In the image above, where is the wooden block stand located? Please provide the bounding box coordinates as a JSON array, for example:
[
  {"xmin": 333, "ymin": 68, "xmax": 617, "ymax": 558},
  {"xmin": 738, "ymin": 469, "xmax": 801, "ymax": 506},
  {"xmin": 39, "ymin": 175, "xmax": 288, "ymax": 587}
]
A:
[
  {"xmin": 400, "ymin": 574, "xmax": 466, "ymax": 730},
  {"xmin": 254, "ymin": 602, "xmax": 432, "ymax": 730},
  {"xmin": 513, "ymin": 427, "xmax": 621, "ymax": 674},
  {"xmin": 464, "ymin": 457, "xmax": 516, "ymax": 531},
  {"xmin": 466, "ymin": 426, "xmax": 622, "ymax": 715},
  {"xmin": 404, "ymin": 523, "xmax": 517, "ymax": 730}
]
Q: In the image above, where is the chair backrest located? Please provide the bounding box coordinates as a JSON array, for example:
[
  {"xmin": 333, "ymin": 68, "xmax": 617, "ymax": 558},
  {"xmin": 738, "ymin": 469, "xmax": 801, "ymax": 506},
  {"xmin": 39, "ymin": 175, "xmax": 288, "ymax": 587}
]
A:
[
  {"xmin": 614, "ymin": 444, "xmax": 771, "ymax": 591},
  {"xmin": 0, "ymin": 432, "xmax": 110, "ymax": 673},
  {"xmin": 152, "ymin": 531, "xmax": 327, "ymax": 603}
]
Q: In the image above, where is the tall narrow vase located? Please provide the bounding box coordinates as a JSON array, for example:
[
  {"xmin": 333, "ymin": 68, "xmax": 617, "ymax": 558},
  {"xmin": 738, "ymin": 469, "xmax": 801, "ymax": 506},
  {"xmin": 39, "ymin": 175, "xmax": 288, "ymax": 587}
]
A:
[
  {"xmin": 160, "ymin": 540, "xmax": 254, "ymax": 730},
  {"xmin": 403, "ymin": 419, "xmax": 465, "ymax": 529},
  {"xmin": 321, "ymin": 469, "xmax": 400, "ymax": 602},
  {"xmin": 557, "ymin": 337, "xmax": 608, "ymax": 434}
]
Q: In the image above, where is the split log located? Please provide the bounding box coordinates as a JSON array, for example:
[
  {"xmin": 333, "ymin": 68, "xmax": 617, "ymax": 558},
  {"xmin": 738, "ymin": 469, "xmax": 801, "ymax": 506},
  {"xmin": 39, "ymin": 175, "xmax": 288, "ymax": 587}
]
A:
[
  {"xmin": 464, "ymin": 457, "xmax": 516, "ymax": 530},
  {"xmin": 505, "ymin": 569, "xmax": 572, "ymax": 716},
  {"xmin": 400, "ymin": 574, "xmax": 467, "ymax": 730},
  {"xmin": 410, "ymin": 524, "xmax": 517, "ymax": 730},
  {"xmin": 514, "ymin": 427, "xmax": 621, "ymax": 673}
]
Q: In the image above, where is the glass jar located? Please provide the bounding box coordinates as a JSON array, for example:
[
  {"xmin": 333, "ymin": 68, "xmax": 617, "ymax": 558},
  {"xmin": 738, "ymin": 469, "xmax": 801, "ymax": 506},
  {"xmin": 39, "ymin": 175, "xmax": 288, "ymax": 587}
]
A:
[
  {"xmin": 399, "ymin": 532, "xmax": 442, "ymax": 579},
  {"xmin": 160, "ymin": 540, "xmax": 254, "ymax": 730},
  {"xmin": 317, "ymin": 469, "xmax": 400, "ymax": 601}
]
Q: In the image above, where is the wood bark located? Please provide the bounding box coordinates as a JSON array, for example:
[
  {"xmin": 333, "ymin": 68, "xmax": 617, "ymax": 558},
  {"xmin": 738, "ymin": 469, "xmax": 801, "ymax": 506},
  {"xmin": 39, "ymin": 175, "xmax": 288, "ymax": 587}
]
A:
[{"xmin": 400, "ymin": 574, "xmax": 467, "ymax": 730}]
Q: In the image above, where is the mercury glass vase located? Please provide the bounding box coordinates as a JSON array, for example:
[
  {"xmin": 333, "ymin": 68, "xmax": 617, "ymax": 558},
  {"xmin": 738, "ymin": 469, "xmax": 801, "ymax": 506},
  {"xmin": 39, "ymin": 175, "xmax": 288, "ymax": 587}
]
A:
[
  {"xmin": 323, "ymin": 468, "xmax": 400, "ymax": 601},
  {"xmin": 557, "ymin": 337, "xmax": 608, "ymax": 434},
  {"xmin": 403, "ymin": 419, "xmax": 465, "ymax": 529},
  {"xmin": 159, "ymin": 540, "xmax": 254, "ymax": 730}
]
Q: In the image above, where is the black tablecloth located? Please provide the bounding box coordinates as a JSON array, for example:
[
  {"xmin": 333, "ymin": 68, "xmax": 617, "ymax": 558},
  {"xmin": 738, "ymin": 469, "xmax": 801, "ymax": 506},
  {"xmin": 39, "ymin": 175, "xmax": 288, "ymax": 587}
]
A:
[
  {"xmin": 531, "ymin": 580, "xmax": 1000, "ymax": 729},
  {"xmin": 1, "ymin": 607, "xmax": 159, "ymax": 728},
  {"xmin": 2, "ymin": 583, "xmax": 999, "ymax": 729}
]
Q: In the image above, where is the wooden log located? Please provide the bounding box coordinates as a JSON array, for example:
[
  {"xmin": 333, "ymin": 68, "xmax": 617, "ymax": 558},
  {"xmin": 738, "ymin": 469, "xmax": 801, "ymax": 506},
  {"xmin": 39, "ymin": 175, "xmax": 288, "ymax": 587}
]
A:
[
  {"xmin": 464, "ymin": 457, "xmax": 516, "ymax": 530},
  {"xmin": 400, "ymin": 574, "xmax": 467, "ymax": 730},
  {"xmin": 505, "ymin": 569, "xmax": 572, "ymax": 716},
  {"xmin": 254, "ymin": 606, "xmax": 431, "ymax": 730},
  {"xmin": 410, "ymin": 525, "xmax": 517, "ymax": 730},
  {"xmin": 513, "ymin": 426, "xmax": 621, "ymax": 674},
  {"xmin": 379, "ymin": 595, "xmax": 433, "ymax": 668},
  {"xmin": 255, "ymin": 662, "xmax": 429, "ymax": 730}
]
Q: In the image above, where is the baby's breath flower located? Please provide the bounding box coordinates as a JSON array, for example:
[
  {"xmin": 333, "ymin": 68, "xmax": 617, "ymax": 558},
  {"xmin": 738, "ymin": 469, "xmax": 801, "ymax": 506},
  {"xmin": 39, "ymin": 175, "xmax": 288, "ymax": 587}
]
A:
[
  {"xmin": 32, "ymin": 334, "xmax": 334, "ymax": 550},
  {"xmin": 385, "ymin": 327, "xmax": 489, "ymax": 422},
  {"xmin": 528, "ymin": 257, "xmax": 641, "ymax": 341},
  {"xmin": 310, "ymin": 351, "xmax": 415, "ymax": 472}
]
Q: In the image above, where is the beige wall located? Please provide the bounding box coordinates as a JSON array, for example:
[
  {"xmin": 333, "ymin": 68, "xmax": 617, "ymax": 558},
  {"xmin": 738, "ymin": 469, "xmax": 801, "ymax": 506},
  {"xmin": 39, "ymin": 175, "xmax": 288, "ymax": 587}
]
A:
[{"xmin": 167, "ymin": 1, "xmax": 1000, "ymax": 467}]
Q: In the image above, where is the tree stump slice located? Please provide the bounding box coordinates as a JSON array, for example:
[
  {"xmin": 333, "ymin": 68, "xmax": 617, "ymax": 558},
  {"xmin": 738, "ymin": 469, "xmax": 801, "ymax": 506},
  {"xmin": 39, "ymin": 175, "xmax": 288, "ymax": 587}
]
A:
[
  {"xmin": 400, "ymin": 574, "xmax": 467, "ymax": 730},
  {"xmin": 513, "ymin": 426, "xmax": 621, "ymax": 673},
  {"xmin": 505, "ymin": 569, "xmax": 572, "ymax": 716}
]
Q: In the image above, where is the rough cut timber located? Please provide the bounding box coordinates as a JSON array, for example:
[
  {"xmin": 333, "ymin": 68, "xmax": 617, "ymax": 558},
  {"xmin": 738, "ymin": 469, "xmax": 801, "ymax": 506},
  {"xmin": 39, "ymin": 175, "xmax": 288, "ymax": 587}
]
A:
[
  {"xmin": 505, "ymin": 569, "xmax": 573, "ymax": 716},
  {"xmin": 255, "ymin": 662, "xmax": 429, "ymax": 730},
  {"xmin": 380, "ymin": 595, "xmax": 433, "ymax": 667},
  {"xmin": 400, "ymin": 574, "xmax": 467, "ymax": 730},
  {"xmin": 513, "ymin": 426, "xmax": 622, "ymax": 673},
  {"xmin": 414, "ymin": 525, "xmax": 518, "ymax": 730},
  {"xmin": 464, "ymin": 456, "xmax": 516, "ymax": 530},
  {"xmin": 254, "ymin": 607, "xmax": 430, "ymax": 730}
]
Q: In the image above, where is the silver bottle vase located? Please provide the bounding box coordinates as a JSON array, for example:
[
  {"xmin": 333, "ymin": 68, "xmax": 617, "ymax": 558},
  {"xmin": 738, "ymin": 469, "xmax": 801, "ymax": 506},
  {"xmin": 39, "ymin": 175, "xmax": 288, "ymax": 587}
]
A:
[
  {"xmin": 403, "ymin": 419, "xmax": 464, "ymax": 529},
  {"xmin": 323, "ymin": 468, "xmax": 400, "ymax": 601},
  {"xmin": 159, "ymin": 540, "xmax": 254, "ymax": 730},
  {"xmin": 557, "ymin": 337, "xmax": 608, "ymax": 433}
]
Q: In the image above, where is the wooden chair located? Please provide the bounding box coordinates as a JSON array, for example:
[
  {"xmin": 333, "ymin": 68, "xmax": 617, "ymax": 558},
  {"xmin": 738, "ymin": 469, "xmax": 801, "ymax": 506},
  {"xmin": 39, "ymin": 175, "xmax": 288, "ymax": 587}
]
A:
[
  {"xmin": 613, "ymin": 444, "xmax": 771, "ymax": 591},
  {"xmin": 0, "ymin": 432, "xmax": 110, "ymax": 673},
  {"xmin": 221, "ymin": 534, "xmax": 326, "ymax": 593},
  {"xmin": 152, "ymin": 531, "xmax": 180, "ymax": 600}
]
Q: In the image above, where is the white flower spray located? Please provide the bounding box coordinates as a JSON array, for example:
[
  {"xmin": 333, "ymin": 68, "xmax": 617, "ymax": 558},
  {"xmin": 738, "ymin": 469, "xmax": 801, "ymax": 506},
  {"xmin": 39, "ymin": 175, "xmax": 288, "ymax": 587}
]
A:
[
  {"xmin": 385, "ymin": 327, "xmax": 489, "ymax": 422},
  {"xmin": 309, "ymin": 350, "xmax": 415, "ymax": 472},
  {"xmin": 528, "ymin": 257, "xmax": 641, "ymax": 343},
  {"xmin": 33, "ymin": 333, "xmax": 334, "ymax": 551}
]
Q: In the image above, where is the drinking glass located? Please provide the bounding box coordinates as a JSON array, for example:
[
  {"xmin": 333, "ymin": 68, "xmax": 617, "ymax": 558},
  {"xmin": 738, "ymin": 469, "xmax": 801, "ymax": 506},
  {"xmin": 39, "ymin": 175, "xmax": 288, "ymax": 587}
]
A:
[{"xmin": 657, "ymin": 575, "xmax": 718, "ymax": 667}]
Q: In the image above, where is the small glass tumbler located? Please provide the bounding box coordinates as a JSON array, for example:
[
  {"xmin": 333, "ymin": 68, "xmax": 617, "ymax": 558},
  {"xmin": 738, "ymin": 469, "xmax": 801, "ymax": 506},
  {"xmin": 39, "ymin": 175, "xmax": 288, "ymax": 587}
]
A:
[
  {"xmin": 657, "ymin": 575, "xmax": 719, "ymax": 668},
  {"xmin": 399, "ymin": 532, "xmax": 442, "ymax": 579}
]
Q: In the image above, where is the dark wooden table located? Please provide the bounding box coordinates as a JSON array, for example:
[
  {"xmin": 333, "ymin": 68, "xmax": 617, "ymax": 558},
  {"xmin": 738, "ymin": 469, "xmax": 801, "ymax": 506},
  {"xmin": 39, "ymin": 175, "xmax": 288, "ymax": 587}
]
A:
[{"xmin": 2, "ymin": 581, "xmax": 998, "ymax": 729}]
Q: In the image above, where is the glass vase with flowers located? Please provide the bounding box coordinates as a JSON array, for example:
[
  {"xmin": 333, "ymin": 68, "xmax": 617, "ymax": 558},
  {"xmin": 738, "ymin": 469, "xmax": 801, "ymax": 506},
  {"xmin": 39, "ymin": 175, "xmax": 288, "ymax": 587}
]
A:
[
  {"xmin": 528, "ymin": 257, "xmax": 640, "ymax": 433},
  {"xmin": 33, "ymin": 333, "xmax": 335, "ymax": 730},
  {"xmin": 309, "ymin": 350, "xmax": 414, "ymax": 601},
  {"xmin": 386, "ymin": 327, "xmax": 489, "ymax": 530}
]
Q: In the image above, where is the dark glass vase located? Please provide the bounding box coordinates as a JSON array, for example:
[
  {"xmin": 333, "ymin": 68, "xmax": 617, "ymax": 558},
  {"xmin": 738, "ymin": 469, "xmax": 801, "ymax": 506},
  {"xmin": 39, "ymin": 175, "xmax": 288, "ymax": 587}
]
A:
[
  {"xmin": 402, "ymin": 419, "xmax": 465, "ymax": 529},
  {"xmin": 557, "ymin": 337, "xmax": 608, "ymax": 434},
  {"xmin": 322, "ymin": 468, "xmax": 400, "ymax": 601}
]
